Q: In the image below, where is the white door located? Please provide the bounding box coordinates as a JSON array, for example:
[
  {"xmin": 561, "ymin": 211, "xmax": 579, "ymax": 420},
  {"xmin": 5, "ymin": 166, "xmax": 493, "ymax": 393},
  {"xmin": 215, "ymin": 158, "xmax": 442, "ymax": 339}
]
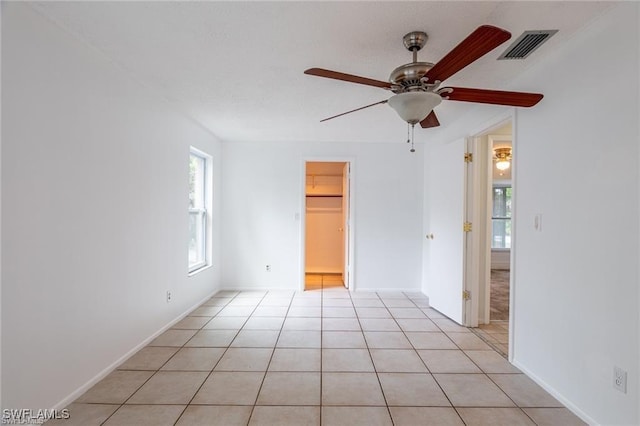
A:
[
  {"xmin": 341, "ymin": 163, "xmax": 350, "ymax": 289},
  {"xmin": 428, "ymin": 139, "xmax": 468, "ymax": 325}
]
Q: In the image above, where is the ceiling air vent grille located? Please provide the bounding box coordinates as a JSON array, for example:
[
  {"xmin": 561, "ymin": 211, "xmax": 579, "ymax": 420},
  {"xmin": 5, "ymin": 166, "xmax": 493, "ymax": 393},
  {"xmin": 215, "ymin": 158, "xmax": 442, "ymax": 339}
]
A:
[{"xmin": 498, "ymin": 30, "xmax": 558, "ymax": 60}]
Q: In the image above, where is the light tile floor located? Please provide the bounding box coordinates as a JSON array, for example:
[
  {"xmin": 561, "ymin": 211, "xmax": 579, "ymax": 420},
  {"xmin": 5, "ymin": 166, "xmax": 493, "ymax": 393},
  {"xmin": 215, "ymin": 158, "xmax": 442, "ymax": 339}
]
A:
[
  {"xmin": 305, "ymin": 273, "xmax": 343, "ymax": 291},
  {"xmin": 473, "ymin": 320, "xmax": 510, "ymax": 357},
  {"xmin": 50, "ymin": 283, "xmax": 586, "ymax": 425}
]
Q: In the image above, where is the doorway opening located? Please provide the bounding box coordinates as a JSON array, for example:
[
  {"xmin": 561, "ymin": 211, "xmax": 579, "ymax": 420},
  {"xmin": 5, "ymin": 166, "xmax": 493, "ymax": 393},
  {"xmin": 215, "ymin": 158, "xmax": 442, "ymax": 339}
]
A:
[
  {"xmin": 304, "ymin": 161, "xmax": 351, "ymax": 291},
  {"xmin": 470, "ymin": 122, "xmax": 513, "ymax": 357},
  {"xmin": 425, "ymin": 117, "xmax": 514, "ymax": 356}
]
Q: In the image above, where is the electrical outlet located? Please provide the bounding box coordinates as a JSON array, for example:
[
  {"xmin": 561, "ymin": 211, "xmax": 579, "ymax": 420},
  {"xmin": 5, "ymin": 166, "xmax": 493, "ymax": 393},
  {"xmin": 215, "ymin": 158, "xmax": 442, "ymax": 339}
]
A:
[
  {"xmin": 613, "ymin": 366, "xmax": 627, "ymax": 393},
  {"xmin": 266, "ymin": 265, "xmax": 271, "ymax": 272},
  {"xmin": 166, "ymin": 291, "xmax": 172, "ymax": 303}
]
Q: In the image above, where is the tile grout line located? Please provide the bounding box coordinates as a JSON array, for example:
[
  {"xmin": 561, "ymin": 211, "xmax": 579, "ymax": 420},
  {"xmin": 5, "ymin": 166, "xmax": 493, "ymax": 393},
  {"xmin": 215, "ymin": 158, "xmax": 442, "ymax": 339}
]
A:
[
  {"xmin": 469, "ymin": 327, "xmax": 508, "ymax": 358},
  {"xmin": 158, "ymin": 291, "xmax": 264, "ymax": 426},
  {"xmin": 245, "ymin": 290, "xmax": 296, "ymax": 425},
  {"xmin": 171, "ymin": 291, "xmax": 247, "ymax": 425},
  {"xmin": 409, "ymin": 297, "xmax": 528, "ymax": 424},
  {"xmin": 78, "ymin": 287, "xmax": 558, "ymax": 425},
  {"xmin": 398, "ymin": 294, "xmax": 463, "ymax": 424},
  {"xmin": 358, "ymin": 291, "xmax": 394, "ymax": 424},
  {"xmin": 425, "ymin": 303, "xmax": 524, "ymax": 424},
  {"xmin": 100, "ymin": 292, "xmax": 242, "ymax": 426}
]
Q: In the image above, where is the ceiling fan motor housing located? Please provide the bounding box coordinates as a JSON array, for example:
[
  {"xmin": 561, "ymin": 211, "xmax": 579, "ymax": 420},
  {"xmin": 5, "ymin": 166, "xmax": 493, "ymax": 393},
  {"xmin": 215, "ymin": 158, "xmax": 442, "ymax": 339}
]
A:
[
  {"xmin": 389, "ymin": 62, "xmax": 434, "ymax": 91},
  {"xmin": 390, "ymin": 31, "xmax": 436, "ymax": 93}
]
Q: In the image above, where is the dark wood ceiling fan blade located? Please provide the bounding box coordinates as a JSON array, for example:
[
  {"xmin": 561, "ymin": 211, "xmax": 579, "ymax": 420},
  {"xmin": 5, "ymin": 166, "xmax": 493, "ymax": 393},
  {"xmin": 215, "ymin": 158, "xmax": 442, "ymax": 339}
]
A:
[
  {"xmin": 320, "ymin": 100, "xmax": 389, "ymax": 122},
  {"xmin": 305, "ymin": 68, "xmax": 392, "ymax": 89},
  {"xmin": 425, "ymin": 25, "xmax": 511, "ymax": 83},
  {"xmin": 443, "ymin": 87, "xmax": 543, "ymax": 107},
  {"xmin": 420, "ymin": 111, "xmax": 440, "ymax": 128}
]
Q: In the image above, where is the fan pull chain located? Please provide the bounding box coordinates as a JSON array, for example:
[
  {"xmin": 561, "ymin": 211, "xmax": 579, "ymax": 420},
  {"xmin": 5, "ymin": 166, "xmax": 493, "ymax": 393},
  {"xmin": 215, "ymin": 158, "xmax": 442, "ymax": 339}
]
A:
[
  {"xmin": 405, "ymin": 123, "xmax": 417, "ymax": 153},
  {"xmin": 410, "ymin": 124, "xmax": 416, "ymax": 153}
]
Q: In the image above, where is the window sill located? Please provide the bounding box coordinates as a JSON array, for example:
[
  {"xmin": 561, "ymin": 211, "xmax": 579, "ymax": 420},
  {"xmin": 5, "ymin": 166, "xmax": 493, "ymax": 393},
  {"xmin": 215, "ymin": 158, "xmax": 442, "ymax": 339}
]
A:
[{"xmin": 188, "ymin": 264, "xmax": 212, "ymax": 277}]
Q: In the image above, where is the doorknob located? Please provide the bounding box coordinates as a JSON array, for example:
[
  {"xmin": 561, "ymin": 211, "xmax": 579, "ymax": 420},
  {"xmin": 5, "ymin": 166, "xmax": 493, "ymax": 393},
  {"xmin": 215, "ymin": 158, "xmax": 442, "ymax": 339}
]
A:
[{"xmin": 338, "ymin": 228, "xmax": 344, "ymax": 232}]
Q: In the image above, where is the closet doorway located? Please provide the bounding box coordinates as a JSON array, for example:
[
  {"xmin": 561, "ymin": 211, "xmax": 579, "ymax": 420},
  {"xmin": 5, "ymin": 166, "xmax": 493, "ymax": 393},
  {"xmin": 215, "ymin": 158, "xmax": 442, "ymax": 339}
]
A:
[{"xmin": 304, "ymin": 161, "xmax": 351, "ymax": 290}]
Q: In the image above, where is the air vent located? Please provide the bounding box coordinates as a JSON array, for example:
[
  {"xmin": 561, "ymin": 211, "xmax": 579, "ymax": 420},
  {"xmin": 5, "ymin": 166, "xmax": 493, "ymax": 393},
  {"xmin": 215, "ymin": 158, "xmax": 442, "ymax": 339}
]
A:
[{"xmin": 498, "ymin": 30, "xmax": 558, "ymax": 60}]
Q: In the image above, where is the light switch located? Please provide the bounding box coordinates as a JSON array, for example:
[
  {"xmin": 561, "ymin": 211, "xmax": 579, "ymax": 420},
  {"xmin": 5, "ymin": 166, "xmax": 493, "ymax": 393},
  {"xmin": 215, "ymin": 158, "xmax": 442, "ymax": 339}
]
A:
[{"xmin": 534, "ymin": 213, "xmax": 542, "ymax": 232}]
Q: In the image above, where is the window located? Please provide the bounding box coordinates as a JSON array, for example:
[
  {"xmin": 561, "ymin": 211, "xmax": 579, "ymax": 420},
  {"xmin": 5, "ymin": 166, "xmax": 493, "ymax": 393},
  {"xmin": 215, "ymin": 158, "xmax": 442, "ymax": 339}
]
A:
[
  {"xmin": 492, "ymin": 186, "xmax": 512, "ymax": 249},
  {"xmin": 189, "ymin": 148, "xmax": 211, "ymax": 273}
]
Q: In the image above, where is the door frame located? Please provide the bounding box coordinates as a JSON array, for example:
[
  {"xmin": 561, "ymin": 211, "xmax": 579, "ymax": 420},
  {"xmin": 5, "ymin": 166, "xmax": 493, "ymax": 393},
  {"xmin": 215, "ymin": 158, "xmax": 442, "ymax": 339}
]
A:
[
  {"xmin": 485, "ymin": 133, "xmax": 513, "ymax": 324},
  {"xmin": 465, "ymin": 110, "xmax": 517, "ymax": 360},
  {"xmin": 464, "ymin": 136, "xmax": 480, "ymax": 327},
  {"xmin": 300, "ymin": 157, "xmax": 356, "ymax": 292}
]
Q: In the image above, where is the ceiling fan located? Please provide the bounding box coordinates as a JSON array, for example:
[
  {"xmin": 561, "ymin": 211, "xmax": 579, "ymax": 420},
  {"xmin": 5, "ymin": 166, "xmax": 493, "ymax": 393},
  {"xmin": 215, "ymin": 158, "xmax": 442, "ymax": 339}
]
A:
[{"xmin": 305, "ymin": 25, "xmax": 543, "ymax": 135}]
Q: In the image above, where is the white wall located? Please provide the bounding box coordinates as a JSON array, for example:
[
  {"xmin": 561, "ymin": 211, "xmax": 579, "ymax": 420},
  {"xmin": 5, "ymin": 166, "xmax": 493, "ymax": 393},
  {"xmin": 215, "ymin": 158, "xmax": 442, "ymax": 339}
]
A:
[
  {"xmin": 0, "ymin": 0, "xmax": 4, "ymax": 408},
  {"xmin": 1, "ymin": 4, "xmax": 222, "ymax": 410},
  {"xmin": 221, "ymin": 141, "xmax": 424, "ymax": 291},
  {"xmin": 424, "ymin": 4, "xmax": 639, "ymax": 425},
  {"xmin": 0, "ymin": 1, "xmax": 4, "ymax": 407},
  {"xmin": 512, "ymin": 5, "xmax": 638, "ymax": 424}
]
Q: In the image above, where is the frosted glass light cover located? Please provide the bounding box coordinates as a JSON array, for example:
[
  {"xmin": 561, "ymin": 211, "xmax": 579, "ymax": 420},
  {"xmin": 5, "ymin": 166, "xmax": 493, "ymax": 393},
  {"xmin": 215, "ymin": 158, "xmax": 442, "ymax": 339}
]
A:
[
  {"xmin": 388, "ymin": 92, "xmax": 442, "ymax": 124},
  {"xmin": 496, "ymin": 160, "xmax": 511, "ymax": 170}
]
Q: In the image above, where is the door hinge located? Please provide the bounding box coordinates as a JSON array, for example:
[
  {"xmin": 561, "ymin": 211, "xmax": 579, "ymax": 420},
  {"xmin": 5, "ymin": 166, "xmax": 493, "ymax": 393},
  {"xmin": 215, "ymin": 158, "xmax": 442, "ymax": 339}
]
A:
[
  {"xmin": 463, "ymin": 221, "xmax": 472, "ymax": 232},
  {"xmin": 463, "ymin": 290, "xmax": 471, "ymax": 301},
  {"xmin": 464, "ymin": 152, "xmax": 473, "ymax": 163}
]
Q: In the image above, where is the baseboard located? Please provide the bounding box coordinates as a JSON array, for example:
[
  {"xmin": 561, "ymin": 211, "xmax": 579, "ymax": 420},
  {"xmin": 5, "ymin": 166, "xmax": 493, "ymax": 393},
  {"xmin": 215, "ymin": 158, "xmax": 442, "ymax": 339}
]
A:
[
  {"xmin": 511, "ymin": 360, "xmax": 597, "ymax": 426},
  {"xmin": 218, "ymin": 286, "xmax": 297, "ymax": 292},
  {"xmin": 355, "ymin": 288, "xmax": 425, "ymax": 295},
  {"xmin": 219, "ymin": 286, "xmax": 426, "ymax": 295},
  {"xmin": 51, "ymin": 289, "xmax": 218, "ymax": 411}
]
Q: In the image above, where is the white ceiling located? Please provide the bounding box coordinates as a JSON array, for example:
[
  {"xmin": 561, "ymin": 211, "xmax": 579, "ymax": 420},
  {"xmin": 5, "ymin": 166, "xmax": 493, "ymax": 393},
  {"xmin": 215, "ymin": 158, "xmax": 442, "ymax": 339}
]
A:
[{"xmin": 31, "ymin": 1, "xmax": 612, "ymax": 144}]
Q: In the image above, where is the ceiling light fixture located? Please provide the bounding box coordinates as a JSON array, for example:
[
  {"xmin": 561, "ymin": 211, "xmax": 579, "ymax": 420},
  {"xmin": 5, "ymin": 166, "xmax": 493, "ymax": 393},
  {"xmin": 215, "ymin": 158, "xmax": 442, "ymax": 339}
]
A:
[
  {"xmin": 494, "ymin": 147, "xmax": 512, "ymax": 171},
  {"xmin": 388, "ymin": 92, "xmax": 442, "ymax": 125},
  {"xmin": 388, "ymin": 91, "xmax": 442, "ymax": 152}
]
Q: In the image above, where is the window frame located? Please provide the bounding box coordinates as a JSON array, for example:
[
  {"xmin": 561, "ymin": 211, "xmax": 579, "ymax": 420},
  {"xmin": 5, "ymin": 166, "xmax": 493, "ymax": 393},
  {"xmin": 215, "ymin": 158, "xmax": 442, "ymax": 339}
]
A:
[
  {"xmin": 491, "ymin": 185, "xmax": 512, "ymax": 250},
  {"xmin": 188, "ymin": 147, "xmax": 212, "ymax": 274}
]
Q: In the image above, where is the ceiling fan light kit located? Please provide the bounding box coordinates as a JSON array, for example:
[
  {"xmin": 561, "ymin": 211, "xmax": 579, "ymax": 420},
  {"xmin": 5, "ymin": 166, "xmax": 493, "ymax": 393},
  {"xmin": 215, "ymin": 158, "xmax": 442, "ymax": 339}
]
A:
[
  {"xmin": 305, "ymin": 25, "xmax": 545, "ymax": 152},
  {"xmin": 388, "ymin": 91, "xmax": 442, "ymax": 125}
]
